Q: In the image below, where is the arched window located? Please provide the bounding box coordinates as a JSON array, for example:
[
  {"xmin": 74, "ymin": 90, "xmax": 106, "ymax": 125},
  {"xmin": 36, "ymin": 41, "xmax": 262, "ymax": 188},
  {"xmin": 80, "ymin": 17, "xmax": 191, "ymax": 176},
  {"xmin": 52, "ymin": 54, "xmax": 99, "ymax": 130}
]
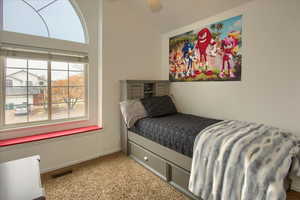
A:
[
  {"xmin": 0, "ymin": 0, "xmax": 94, "ymax": 139},
  {"xmin": 3, "ymin": 0, "xmax": 86, "ymax": 43}
]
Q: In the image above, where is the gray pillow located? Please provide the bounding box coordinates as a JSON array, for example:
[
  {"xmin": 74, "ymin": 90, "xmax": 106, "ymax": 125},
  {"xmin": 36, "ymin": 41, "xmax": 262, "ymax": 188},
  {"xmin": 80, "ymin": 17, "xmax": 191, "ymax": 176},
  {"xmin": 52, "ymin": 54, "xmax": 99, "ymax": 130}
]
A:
[
  {"xmin": 140, "ymin": 95, "xmax": 177, "ymax": 117},
  {"xmin": 120, "ymin": 99, "xmax": 147, "ymax": 128}
]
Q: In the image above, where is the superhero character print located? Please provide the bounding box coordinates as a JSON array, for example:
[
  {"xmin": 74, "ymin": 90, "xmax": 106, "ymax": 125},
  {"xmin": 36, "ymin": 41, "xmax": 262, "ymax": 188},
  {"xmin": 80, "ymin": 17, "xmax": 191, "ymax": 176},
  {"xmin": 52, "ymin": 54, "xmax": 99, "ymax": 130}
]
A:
[
  {"xmin": 220, "ymin": 37, "xmax": 238, "ymax": 78},
  {"xmin": 182, "ymin": 41, "xmax": 197, "ymax": 77},
  {"xmin": 196, "ymin": 28, "xmax": 216, "ymax": 71},
  {"xmin": 169, "ymin": 15, "xmax": 242, "ymax": 82}
]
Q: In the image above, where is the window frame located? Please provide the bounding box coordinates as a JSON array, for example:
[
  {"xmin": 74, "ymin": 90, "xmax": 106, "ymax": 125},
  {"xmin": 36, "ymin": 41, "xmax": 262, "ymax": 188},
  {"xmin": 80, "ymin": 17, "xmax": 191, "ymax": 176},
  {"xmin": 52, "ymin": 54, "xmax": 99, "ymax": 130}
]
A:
[
  {"xmin": 0, "ymin": 0, "xmax": 100, "ymax": 141},
  {"xmin": 0, "ymin": 54, "xmax": 89, "ymax": 132}
]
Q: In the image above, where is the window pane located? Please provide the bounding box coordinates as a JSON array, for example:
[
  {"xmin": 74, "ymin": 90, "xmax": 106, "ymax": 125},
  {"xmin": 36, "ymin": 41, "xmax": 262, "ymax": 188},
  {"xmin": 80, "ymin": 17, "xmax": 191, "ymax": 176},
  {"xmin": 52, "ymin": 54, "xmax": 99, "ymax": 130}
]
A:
[
  {"xmin": 3, "ymin": 0, "xmax": 48, "ymax": 37},
  {"xmin": 6, "ymin": 86, "xmax": 27, "ymax": 96},
  {"xmin": 51, "ymin": 86, "xmax": 69, "ymax": 120},
  {"xmin": 23, "ymin": 0, "xmax": 57, "ymax": 10},
  {"xmin": 39, "ymin": 0, "xmax": 85, "ymax": 43},
  {"xmin": 69, "ymin": 86, "xmax": 85, "ymax": 101},
  {"xmin": 6, "ymin": 58, "xmax": 27, "ymax": 68},
  {"xmin": 70, "ymin": 101, "xmax": 85, "ymax": 118},
  {"xmin": 51, "ymin": 61, "xmax": 68, "ymax": 70},
  {"xmin": 52, "ymin": 103, "xmax": 68, "ymax": 120},
  {"xmin": 28, "ymin": 86, "xmax": 48, "ymax": 122},
  {"xmin": 51, "ymin": 87, "xmax": 68, "ymax": 104},
  {"xmin": 69, "ymin": 63, "xmax": 84, "ymax": 71},
  {"xmin": 69, "ymin": 86, "xmax": 85, "ymax": 118},
  {"xmin": 29, "ymin": 104, "xmax": 48, "ymax": 122},
  {"xmin": 51, "ymin": 71, "xmax": 68, "ymax": 86},
  {"xmin": 28, "ymin": 69, "xmax": 48, "ymax": 86},
  {"xmin": 69, "ymin": 71, "xmax": 84, "ymax": 86},
  {"xmin": 28, "ymin": 87, "xmax": 48, "ymax": 104},
  {"xmin": 5, "ymin": 96, "xmax": 28, "ymax": 124},
  {"xmin": 28, "ymin": 60, "xmax": 48, "ymax": 69},
  {"xmin": 6, "ymin": 68, "xmax": 27, "ymax": 86},
  {"xmin": 3, "ymin": 0, "xmax": 86, "ymax": 43}
]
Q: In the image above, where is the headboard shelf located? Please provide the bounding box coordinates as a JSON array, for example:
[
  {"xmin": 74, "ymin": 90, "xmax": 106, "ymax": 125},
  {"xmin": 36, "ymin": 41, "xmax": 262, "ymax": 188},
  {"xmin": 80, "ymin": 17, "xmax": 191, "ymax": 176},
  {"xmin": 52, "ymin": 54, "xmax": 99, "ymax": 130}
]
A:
[{"xmin": 120, "ymin": 80, "xmax": 170, "ymax": 101}]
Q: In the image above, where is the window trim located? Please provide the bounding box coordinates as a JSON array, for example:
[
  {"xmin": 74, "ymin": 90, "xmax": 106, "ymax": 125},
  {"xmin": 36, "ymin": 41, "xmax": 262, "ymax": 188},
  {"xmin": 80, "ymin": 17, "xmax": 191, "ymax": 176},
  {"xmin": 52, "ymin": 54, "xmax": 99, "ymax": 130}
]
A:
[
  {"xmin": 69, "ymin": 0, "xmax": 90, "ymax": 44},
  {"xmin": 0, "ymin": 53, "xmax": 89, "ymax": 133},
  {"xmin": 1, "ymin": 31, "xmax": 89, "ymax": 55},
  {"xmin": 0, "ymin": 125, "xmax": 102, "ymax": 147}
]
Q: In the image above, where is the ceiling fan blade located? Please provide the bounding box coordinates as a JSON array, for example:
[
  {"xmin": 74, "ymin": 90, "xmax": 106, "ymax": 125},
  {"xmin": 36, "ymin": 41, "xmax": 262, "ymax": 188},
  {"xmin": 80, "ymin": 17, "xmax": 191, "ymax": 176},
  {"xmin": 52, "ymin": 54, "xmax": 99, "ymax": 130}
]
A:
[{"xmin": 147, "ymin": 0, "xmax": 162, "ymax": 12}]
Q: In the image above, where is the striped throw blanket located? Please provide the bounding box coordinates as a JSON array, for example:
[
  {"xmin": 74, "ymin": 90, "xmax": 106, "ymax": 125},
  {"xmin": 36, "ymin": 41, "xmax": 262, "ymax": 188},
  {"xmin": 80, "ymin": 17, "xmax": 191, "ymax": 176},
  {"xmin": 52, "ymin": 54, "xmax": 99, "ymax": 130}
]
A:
[{"xmin": 189, "ymin": 120, "xmax": 300, "ymax": 200}]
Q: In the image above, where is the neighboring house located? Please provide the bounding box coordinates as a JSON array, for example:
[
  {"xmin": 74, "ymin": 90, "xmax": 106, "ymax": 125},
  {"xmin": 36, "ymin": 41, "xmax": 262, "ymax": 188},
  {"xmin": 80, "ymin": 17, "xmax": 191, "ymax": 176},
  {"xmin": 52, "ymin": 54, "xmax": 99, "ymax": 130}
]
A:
[{"xmin": 6, "ymin": 70, "xmax": 47, "ymax": 107}]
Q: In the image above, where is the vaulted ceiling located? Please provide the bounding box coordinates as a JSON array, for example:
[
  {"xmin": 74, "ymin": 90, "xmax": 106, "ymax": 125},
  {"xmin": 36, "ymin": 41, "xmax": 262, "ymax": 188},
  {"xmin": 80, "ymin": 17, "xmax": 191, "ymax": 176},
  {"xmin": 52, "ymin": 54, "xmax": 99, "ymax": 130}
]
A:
[{"xmin": 111, "ymin": 0, "xmax": 253, "ymax": 33}]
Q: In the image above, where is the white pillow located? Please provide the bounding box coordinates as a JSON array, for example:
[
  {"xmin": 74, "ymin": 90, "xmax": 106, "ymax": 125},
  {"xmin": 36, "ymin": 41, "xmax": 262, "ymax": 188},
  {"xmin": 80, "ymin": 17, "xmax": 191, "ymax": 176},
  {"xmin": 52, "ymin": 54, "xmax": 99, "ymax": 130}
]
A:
[{"xmin": 120, "ymin": 99, "xmax": 147, "ymax": 128}]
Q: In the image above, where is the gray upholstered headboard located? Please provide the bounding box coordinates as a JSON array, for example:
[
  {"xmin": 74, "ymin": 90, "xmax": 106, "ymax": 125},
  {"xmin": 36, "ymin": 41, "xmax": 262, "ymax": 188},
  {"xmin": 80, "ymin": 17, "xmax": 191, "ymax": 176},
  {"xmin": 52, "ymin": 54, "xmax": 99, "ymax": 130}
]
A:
[{"xmin": 120, "ymin": 80, "xmax": 170, "ymax": 154}]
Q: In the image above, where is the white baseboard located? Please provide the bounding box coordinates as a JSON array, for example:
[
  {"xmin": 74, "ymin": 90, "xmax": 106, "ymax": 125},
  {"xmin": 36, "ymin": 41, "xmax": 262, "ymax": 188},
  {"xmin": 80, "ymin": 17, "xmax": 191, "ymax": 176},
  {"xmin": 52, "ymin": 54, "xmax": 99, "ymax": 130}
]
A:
[{"xmin": 41, "ymin": 147, "xmax": 121, "ymax": 174}]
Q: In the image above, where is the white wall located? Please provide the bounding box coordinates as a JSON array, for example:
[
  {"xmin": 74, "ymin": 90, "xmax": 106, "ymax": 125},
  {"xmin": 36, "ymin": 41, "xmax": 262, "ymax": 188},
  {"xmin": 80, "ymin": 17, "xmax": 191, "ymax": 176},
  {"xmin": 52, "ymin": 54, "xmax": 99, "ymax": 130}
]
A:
[
  {"xmin": 0, "ymin": 130, "xmax": 108, "ymax": 173},
  {"xmin": 126, "ymin": 0, "xmax": 253, "ymax": 33},
  {"xmin": 101, "ymin": 0, "xmax": 162, "ymax": 151},
  {"xmin": 162, "ymin": 0, "xmax": 300, "ymax": 136},
  {"xmin": 0, "ymin": 0, "xmax": 161, "ymax": 172}
]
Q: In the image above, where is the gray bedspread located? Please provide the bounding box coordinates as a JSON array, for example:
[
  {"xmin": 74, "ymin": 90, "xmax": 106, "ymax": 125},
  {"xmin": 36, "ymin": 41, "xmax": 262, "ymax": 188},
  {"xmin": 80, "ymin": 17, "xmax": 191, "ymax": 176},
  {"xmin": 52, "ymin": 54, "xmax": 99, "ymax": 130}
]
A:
[
  {"xmin": 130, "ymin": 113, "xmax": 221, "ymax": 157},
  {"xmin": 189, "ymin": 120, "xmax": 300, "ymax": 200}
]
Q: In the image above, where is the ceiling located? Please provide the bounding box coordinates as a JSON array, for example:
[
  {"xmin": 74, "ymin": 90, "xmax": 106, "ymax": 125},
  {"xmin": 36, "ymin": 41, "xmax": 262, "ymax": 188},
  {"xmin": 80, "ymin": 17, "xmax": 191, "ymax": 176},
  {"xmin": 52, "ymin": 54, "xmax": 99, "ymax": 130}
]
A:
[{"xmin": 125, "ymin": 0, "xmax": 253, "ymax": 33}]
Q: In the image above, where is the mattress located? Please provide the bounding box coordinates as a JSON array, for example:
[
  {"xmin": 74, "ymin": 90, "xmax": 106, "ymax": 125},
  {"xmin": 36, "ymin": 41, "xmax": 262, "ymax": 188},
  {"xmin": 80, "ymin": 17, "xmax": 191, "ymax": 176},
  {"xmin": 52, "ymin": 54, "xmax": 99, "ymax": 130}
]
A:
[{"xmin": 129, "ymin": 113, "xmax": 221, "ymax": 158}]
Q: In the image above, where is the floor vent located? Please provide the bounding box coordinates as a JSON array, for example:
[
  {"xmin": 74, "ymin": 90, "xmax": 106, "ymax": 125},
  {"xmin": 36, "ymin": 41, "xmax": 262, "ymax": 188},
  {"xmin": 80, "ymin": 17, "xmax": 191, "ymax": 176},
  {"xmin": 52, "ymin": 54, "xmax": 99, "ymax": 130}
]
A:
[{"xmin": 51, "ymin": 170, "xmax": 73, "ymax": 179}]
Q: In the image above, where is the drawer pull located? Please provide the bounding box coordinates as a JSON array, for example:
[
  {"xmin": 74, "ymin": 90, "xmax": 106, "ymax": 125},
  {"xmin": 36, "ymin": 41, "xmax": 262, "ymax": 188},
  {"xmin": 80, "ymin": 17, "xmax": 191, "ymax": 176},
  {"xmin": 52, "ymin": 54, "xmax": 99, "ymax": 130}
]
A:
[{"xmin": 144, "ymin": 156, "xmax": 148, "ymax": 161}]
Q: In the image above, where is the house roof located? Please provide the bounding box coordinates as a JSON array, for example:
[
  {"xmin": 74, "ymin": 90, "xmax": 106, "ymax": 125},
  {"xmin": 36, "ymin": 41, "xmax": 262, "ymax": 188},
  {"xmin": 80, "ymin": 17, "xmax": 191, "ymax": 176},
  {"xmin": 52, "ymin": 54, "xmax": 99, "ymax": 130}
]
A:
[
  {"xmin": 7, "ymin": 69, "xmax": 46, "ymax": 81},
  {"xmin": 6, "ymin": 75, "xmax": 23, "ymax": 83}
]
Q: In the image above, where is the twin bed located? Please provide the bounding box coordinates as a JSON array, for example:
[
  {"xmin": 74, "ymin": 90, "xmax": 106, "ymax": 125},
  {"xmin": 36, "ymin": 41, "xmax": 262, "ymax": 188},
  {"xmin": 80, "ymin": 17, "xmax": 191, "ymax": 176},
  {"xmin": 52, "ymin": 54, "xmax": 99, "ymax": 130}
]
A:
[
  {"xmin": 120, "ymin": 80, "xmax": 300, "ymax": 200},
  {"xmin": 130, "ymin": 113, "xmax": 221, "ymax": 158}
]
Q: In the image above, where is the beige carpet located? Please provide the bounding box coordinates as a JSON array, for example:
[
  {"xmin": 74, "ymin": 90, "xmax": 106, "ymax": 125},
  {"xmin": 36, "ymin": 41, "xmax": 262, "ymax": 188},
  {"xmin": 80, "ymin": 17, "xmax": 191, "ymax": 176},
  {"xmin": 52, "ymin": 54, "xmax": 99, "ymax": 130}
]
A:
[
  {"xmin": 42, "ymin": 152, "xmax": 300, "ymax": 200},
  {"xmin": 42, "ymin": 153, "xmax": 189, "ymax": 200}
]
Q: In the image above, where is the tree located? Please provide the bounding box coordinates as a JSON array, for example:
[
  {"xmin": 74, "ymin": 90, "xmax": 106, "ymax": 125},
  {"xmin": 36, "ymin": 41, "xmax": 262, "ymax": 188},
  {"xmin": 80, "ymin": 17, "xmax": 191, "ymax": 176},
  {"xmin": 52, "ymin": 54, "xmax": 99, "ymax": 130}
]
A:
[
  {"xmin": 52, "ymin": 73, "xmax": 84, "ymax": 109},
  {"xmin": 210, "ymin": 23, "xmax": 224, "ymax": 41},
  {"xmin": 216, "ymin": 23, "xmax": 224, "ymax": 32},
  {"xmin": 210, "ymin": 24, "xmax": 216, "ymax": 32}
]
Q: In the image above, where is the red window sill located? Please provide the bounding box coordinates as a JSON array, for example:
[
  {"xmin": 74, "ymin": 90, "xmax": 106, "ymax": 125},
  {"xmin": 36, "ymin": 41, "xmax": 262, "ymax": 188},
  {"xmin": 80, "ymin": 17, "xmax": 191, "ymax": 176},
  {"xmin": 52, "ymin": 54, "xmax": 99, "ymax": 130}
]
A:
[{"xmin": 0, "ymin": 126, "xmax": 102, "ymax": 147}]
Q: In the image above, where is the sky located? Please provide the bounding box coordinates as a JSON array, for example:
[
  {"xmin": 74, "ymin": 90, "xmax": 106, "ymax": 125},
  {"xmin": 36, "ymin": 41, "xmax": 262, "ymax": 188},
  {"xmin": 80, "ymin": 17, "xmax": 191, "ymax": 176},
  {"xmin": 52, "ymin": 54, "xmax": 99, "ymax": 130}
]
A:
[
  {"xmin": 3, "ymin": 0, "xmax": 85, "ymax": 43},
  {"xmin": 218, "ymin": 15, "xmax": 242, "ymax": 39},
  {"xmin": 194, "ymin": 15, "xmax": 242, "ymax": 40}
]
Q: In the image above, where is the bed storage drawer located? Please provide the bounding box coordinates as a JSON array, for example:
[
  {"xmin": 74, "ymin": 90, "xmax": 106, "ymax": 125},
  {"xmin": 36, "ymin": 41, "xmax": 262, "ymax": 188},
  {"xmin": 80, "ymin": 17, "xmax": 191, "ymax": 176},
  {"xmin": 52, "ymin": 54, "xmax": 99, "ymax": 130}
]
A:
[
  {"xmin": 170, "ymin": 165, "xmax": 198, "ymax": 199},
  {"xmin": 129, "ymin": 142, "xmax": 167, "ymax": 180},
  {"xmin": 170, "ymin": 165, "xmax": 190, "ymax": 191}
]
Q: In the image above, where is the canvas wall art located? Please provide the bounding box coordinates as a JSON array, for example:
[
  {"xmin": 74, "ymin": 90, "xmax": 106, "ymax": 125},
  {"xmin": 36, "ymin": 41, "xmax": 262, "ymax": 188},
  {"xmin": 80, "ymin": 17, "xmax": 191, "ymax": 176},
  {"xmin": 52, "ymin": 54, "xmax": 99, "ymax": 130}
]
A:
[{"xmin": 169, "ymin": 15, "xmax": 242, "ymax": 82}]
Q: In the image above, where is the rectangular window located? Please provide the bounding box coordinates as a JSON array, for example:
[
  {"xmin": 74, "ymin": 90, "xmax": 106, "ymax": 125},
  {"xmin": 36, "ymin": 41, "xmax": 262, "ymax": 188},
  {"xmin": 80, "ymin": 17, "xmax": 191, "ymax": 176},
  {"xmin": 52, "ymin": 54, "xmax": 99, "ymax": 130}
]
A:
[{"xmin": 2, "ymin": 57, "xmax": 87, "ymax": 127}]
